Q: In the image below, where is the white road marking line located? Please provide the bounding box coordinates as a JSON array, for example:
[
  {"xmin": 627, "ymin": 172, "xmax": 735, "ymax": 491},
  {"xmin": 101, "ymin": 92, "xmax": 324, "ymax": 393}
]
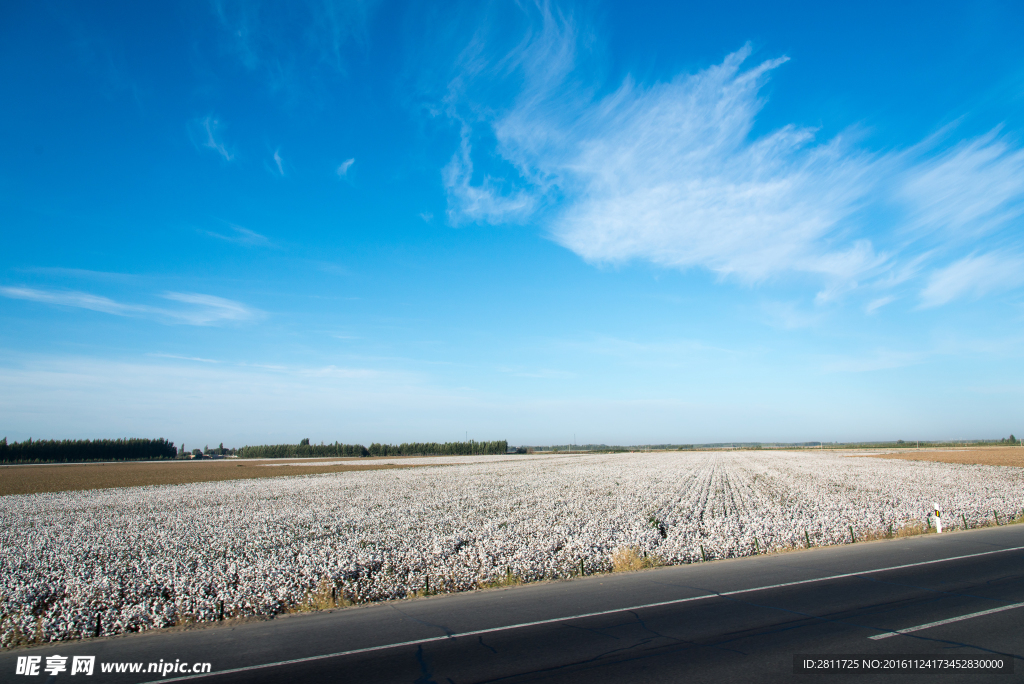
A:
[
  {"xmin": 869, "ymin": 601, "xmax": 1024, "ymax": 640},
  {"xmin": 143, "ymin": 544, "xmax": 1024, "ymax": 683}
]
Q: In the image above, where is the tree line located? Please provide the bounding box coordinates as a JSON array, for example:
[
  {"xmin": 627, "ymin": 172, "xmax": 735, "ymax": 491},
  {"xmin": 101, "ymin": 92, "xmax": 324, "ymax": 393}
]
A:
[
  {"xmin": 235, "ymin": 439, "xmax": 509, "ymax": 458},
  {"xmin": 0, "ymin": 437, "xmax": 177, "ymax": 463},
  {"xmin": 235, "ymin": 440, "xmax": 370, "ymax": 458},
  {"xmin": 0, "ymin": 437, "xmax": 511, "ymax": 463},
  {"xmin": 367, "ymin": 440, "xmax": 508, "ymax": 457}
]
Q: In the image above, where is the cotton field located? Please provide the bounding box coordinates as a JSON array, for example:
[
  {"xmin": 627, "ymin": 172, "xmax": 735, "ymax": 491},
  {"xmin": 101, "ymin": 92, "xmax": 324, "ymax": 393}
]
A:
[{"xmin": 2, "ymin": 451, "xmax": 1023, "ymax": 647}]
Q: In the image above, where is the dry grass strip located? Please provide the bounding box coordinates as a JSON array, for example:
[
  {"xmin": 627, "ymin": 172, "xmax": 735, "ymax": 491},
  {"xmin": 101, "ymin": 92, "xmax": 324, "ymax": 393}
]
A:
[
  {"xmin": 611, "ymin": 546, "xmax": 664, "ymax": 572},
  {"xmin": 0, "ymin": 459, "xmax": 417, "ymax": 497},
  {"xmin": 847, "ymin": 447, "xmax": 1024, "ymax": 468}
]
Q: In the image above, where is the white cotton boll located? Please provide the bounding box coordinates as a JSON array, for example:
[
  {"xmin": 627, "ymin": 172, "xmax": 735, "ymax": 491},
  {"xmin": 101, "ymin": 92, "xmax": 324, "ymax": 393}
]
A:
[{"xmin": 1, "ymin": 451, "xmax": 1022, "ymax": 645}]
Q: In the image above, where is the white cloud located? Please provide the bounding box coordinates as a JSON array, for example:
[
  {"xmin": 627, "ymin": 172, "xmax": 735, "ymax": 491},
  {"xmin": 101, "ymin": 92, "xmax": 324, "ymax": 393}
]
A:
[
  {"xmin": 19, "ymin": 267, "xmax": 137, "ymax": 282},
  {"xmin": 201, "ymin": 116, "xmax": 233, "ymax": 161},
  {"xmin": 419, "ymin": 211, "xmax": 434, "ymax": 223},
  {"xmin": 0, "ymin": 286, "xmax": 260, "ymax": 326},
  {"xmin": 442, "ymin": 11, "xmax": 1024, "ymax": 306},
  {"xmin": 550, "ymin": 50, "xmax": 880, "ymax": 282},
  {"xmin": 443, "ymin": 124, "xmax": 536, "ymax": 224},
  {"xmin": 865, "ymin": 296, "xmax": 895, "ymax": 314},
  {"xmin": 159, "ymin": 292, "xmax": 260, "ymax": 325},
  {"xmin": 919, "ymin": 252, "xmax": 1024, "ymax": 308},
  {"xmin": 202, "ymin": 224, "xmax": 271, "ymax": 246},
  {"xmin": 445, "ymin": 24, "xmax": 885, "ymax": 282},
  {"xmin": 441, "ymin": 4, "xmax": 575, "ymax": 225},
  {"xmin": 273, "ymin": 149, "xmax": 284, "ymax": 175},
  {"xmin": 0, "ymin": 287, "xmax": 139, "ymax": 316},
  {"xmin": 899, "ymin": 130, "xmax": 1024, "ymax": 240},
  {"xmin": 212, "ymin": 0, "xmax": 377, "ymax": 79},
  {"xmin": 336, "ymin": 158, "xmax": 355, "ymax": 176}
]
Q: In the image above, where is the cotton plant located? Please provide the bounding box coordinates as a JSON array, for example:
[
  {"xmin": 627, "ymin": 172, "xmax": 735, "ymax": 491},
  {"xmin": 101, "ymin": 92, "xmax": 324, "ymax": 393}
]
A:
[{"xmin": 1, "ymin": 451, "xmax": 1021, "ymax": 647}]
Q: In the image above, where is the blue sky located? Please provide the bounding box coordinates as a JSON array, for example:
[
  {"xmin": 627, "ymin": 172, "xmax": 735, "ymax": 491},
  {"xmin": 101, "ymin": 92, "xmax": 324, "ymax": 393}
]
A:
[{"xmin": 2, "ymin": 1, "xmax": 1023, "ymax": 447}]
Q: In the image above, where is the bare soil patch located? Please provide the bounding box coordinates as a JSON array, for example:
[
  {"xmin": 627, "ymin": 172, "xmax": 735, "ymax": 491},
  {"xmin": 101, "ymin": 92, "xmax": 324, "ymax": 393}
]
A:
[
  {"xmin": 0, "ymin": 458, "xmax": 417, "ymax": 496},
  {"xmin": 847, "ymin": 446, "xmax": 1024, "ymax": 468}
]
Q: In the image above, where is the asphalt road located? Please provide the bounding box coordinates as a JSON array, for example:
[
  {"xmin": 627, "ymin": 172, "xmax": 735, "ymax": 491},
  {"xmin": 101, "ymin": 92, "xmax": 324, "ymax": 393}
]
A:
[{"xmin": 4, "ymin": 525, "xmax": 1023, "ymax": 684}]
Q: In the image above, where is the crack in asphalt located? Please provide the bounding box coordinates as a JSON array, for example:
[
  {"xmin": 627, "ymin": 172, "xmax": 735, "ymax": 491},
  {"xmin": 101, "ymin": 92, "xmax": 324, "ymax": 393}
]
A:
[
  {"xmin": 456, "ymin": 573, "xmax": 1024, "ymax": 683},
  {"xmin": 687, "ymin": 579, "xmax": 1024, "ymax": 659},
  {"xmin": 466, "ymin": 630, "xmax": 743, "ymax": 684},
  {"xmin": 858, "ymin": 631, "xmax": 1024, "ymax": 661},
  {"xmin": 413, "ymin": 644, "xmax": 438, "ymax": 684},
  {"xmin": 389, "ymin": 604, "xmax": 455, "ymax": 637},
  {"xmin": 855, "ymin": 570, "xmax": 1022, "ymax": 603},
  {"xmin": 561, "ymin": 621, "xmax": 624, "ymax": 640},
  {"xmin": 460, "ymin": 600, "xmax": 1024, "ymax": 684},
  {"xmin": 626, "ymin": 609, "xmax": 683, "ymax": 646},
  {"xmin": 647, "ymin": 569, "xmax": 1024, "ymax": 636},
  {"xmin": 477, "ymin": 635, "xmax": 497, "ymax": 654},
  {"xmin": 469, "ymin": 636, "xmax": 687, "ymax": 683},
  {"xmin": 460, "ymin": 607, "xmax": 749, "ymax": 683}
]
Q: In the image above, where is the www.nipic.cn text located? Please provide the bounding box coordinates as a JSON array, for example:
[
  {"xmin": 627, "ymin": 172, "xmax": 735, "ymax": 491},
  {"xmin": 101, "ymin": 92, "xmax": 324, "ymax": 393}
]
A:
[{"xmin": 15, "ymin": 655, "xmax": 213, "ymax": 677}]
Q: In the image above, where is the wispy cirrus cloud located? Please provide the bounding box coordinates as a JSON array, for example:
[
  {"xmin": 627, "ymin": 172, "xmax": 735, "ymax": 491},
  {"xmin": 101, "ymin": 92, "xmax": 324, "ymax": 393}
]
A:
[
  {"xmin": 159, "ymin": 292, "xmax": 259, "ymax": 324},
  {"xmin": 201, "ymin": 224, "xmax": 272, "ymax": 246},
  {"xmin": 199, "ymin": 116, "xmax": 233, "ymax": 161},
  {"xmin": 441, "ymin": 6, "xmax": 1024, "ymax": 308},
  {"xmin": 0, "ymin": 286, "xmax": 139, "ymax": 316},
  {"xmin": 899, "ymin": 130, "xmax": 1024, "ymax": 241},
  {"xmin": 443, "ymin": 123, "xmax": 537, "ymax": 225},
  {"xmin": 336, "ymin": 157, "xmax": 355, "ymax": 176},
  {"xmin": 919, "ymin": 251, "xmax": 1024, "ymax": 308},
  {"xmin": 442, "ymin": 8, "xmax": 884, "ymax": 282},
  {"xmin": 272, "ymin": 149, "xmax": 285, "ymax": 175},
  {"xmin": 865, "ymin": 296, "xmax": 896, "ymax": 314},
  {"xmin": 18, "ymin": 267, "xmax": 138, "ymax": 282},
  {"xmin": 211, "ymin": 0, "xmax": 377, "ymax": 80},
  {"xmin": 0, "ymin": 286, "xmax": 260, "ymax": 326}
]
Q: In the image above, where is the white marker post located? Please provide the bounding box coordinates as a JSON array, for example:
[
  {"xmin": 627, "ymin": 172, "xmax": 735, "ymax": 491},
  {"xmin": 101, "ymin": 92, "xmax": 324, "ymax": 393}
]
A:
[{"xmin": 933, "ymin": 502, "xmax": 943, "ymax": 533}]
